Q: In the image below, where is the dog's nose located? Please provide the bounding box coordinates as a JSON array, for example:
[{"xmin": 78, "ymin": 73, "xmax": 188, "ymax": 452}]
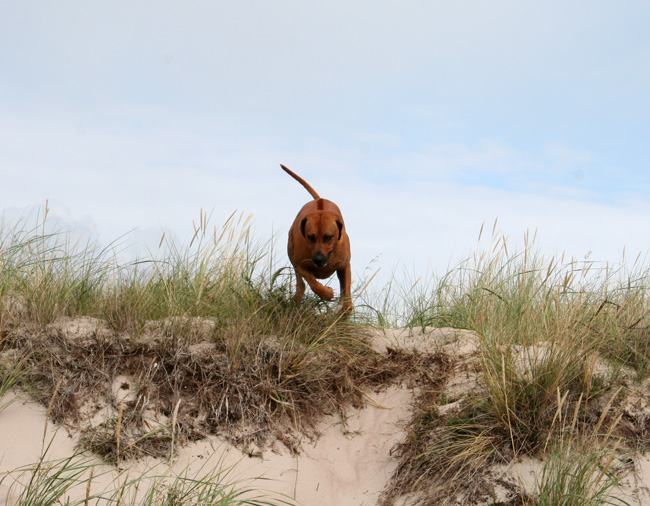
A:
[{"xmin": 312, "ymin": 253, "xmax": 328, "ymax": 268}]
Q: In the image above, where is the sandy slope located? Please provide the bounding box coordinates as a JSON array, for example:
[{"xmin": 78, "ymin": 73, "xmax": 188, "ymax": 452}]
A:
[
  {"xmin": 180, "ymin": 384, "xmax": 412, "ymax": 506},
  {"xmin": 0, "ymin": 324, "xmax": 423, "ymax": 505},
  {"xmin": 0, "ymin": 387, "xmax": 411, "ymax": 506},
  {"xmin": 2, "ymin": 326, "xmax": 650, "ymax": 505},
  {"xmin": 0, "ymin": 381, "xmax": 411, "ymax": 505}
]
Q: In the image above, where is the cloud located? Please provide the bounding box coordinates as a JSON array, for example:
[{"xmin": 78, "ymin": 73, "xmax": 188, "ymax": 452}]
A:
[
  {"xmin": 1, "ymin": 1, "xmax": 648, "ymax": 293},
  {"xmin": 3, "ymin": 3, "xmax": 647, "ymax": 111}
]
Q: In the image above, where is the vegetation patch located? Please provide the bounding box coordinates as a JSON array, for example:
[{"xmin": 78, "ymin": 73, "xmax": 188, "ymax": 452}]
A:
[
  {"xmin": 3, "ymin": 306, "xmax": 451, "ymax": 463},
  {"xmin": 378, "ymin": 228, "xmax": 650, "ymax": 505},
  {"xmin": 2, "ymin": 209, "xmax": 650, "ymax": 505}
]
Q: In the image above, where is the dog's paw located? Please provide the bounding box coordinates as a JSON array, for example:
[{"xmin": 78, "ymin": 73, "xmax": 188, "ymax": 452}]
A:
[
  {"xmin": 341, "ymin": 299, "xmax": 353, "ymax": 312},
  {"xmin": 319, "ymin": 287, "xmax": 334, "ymax": 300},
  {"xmin": 292, "ymin": 293, "xmax": 304, "ymax": 303},
  {"xmin": 336, "ymin": 300, "xmax": 353, "ymax": 316}
]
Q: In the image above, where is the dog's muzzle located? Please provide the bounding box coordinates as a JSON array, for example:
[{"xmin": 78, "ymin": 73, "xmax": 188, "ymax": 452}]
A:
[{"xmin": 312, "ymin": 251, "xmax": 332, "ymax": 268}]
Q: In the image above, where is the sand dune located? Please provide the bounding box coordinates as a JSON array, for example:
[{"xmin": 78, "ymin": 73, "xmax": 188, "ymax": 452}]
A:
[{"xmin": 2, "ymin": 327, "xmax": 650, "ymax": 505}]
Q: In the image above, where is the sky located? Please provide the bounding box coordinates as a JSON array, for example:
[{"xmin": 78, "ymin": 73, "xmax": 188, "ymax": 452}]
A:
[{"xmin": 1, "ymin": 1, "xmax": 649, "ymax": 292}]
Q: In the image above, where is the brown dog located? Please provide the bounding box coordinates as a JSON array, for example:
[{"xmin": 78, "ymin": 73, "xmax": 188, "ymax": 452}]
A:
[{"xmin": 281, "ymin": 164, "xmax": 352, "ymax": 312}]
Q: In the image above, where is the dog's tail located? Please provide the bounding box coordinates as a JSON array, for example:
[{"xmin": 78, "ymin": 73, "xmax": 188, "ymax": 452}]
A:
[{"xmin": 280, "ymin": 164, "xmax": 321, "ymax": 200}]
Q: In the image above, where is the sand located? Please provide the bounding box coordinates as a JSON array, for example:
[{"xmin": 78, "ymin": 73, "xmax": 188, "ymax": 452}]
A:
[
  {"xmin": 0, "ymin": 383, "xmax": 411, "ymax": 505},
  {"xmin": 2, "ymin": 327, "xmax": 650, "ymax": 505}
]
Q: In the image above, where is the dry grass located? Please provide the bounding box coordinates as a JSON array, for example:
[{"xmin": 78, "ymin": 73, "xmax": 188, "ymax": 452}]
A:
[
  {"xmin": 5, "ymin": 309, "xmax": 413, "ymax": 462},
  {"xmin": 0, "ymin": 207, "xmax": 444, "ymax": 467},
  {"xmin": 0, "ymin": 347, "xmax": 32, "ymax": 414},
  {"xmin": 2, "ymin": 208, "xmax": 650, "ymax": 505},
  {"xmin": 0, "ymin": 443, "xmax": 296, "ymax": 506},
  {"xmin": 379, "ymin": 226, "xmax": 649, "ymax": 505}
]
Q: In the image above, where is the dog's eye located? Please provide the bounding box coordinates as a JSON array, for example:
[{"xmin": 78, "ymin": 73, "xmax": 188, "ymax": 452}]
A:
[
  {"xmin": 323, "ymin": 235, "xmax": 333, "ymax": 243},
  {"xmin": 307, "ymin": 235, "xmax": 317, "ymax": 243}
]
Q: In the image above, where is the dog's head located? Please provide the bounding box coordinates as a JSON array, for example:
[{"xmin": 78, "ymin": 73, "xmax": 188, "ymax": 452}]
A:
[{"xmin": 300, "ymin": 212, "xmax": 344, "ymax": 268}]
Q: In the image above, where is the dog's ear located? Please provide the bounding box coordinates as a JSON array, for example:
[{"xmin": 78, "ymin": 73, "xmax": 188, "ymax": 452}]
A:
[
  {"xmin": 300, "ymin": 218, "xmax": 308, "ymax": 237},
  {"xmin": 336, "ymin": 219, "xmax": 344, "ymax": 240}
]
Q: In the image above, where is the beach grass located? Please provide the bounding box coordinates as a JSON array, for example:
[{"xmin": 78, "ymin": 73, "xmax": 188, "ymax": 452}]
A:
[
  {"xmin": 0, "ymin": 206, "xmax": 419, "ymax": 503},
  {"xmin": 1, "ymin": 208, "xmax": 649, "ymax": 505},
  {"xmin": 0, "ymin": 441, "xmax": 296, "ymax": 506},
  {"xmin": 379, "ymin": 226, "xmax": 648, "ymax": 505}
]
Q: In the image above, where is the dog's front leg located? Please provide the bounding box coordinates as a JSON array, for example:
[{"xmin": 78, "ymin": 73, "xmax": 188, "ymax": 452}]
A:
[
  {"xmin": 295, "ymin": 266, "xmax": 334, "ymax": 300},
  {"xmin": 337, "ymin": 266, "xmax": 353, "ymax": 311},
  {"xmin": 293, "ymin": 269, "xmax": 306, "ymax": 302}
]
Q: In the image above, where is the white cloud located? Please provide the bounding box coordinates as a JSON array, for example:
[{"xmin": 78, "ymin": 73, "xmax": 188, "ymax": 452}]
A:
[
  {"xmin": 3, "ymin": 2, "xmax": 647, "ymax": 113},
  {"xmin": 1, "ymin": 1, "xmax": 648, "ymax": 295}
]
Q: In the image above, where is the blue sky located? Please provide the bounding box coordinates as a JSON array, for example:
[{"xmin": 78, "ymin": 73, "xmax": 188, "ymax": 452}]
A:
[{"xmin": 1, "ymin": 2, "xmax": 649, "ymax": 289}]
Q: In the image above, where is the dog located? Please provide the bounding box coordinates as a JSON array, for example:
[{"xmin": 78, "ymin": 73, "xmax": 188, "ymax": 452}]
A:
[{"xmin": 280, "ymin": 164, "xmax": 352, "ymax": 312}]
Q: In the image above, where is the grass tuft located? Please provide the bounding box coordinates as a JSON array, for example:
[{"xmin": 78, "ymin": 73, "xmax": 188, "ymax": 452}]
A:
[
  {"xmin": 0, "ymin": 347, "xmax": 32, "ymax": 413},
  {"xmin": 1, "ymin": 207, "xmax": 424, "ymax": 463},
  {"xmin": 379, "ymin": 229, "xmax": 648, "ymax": 505},
  {"xmin": 3, "ymin": 208, "xmax": 649, "ymax": 505}
]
